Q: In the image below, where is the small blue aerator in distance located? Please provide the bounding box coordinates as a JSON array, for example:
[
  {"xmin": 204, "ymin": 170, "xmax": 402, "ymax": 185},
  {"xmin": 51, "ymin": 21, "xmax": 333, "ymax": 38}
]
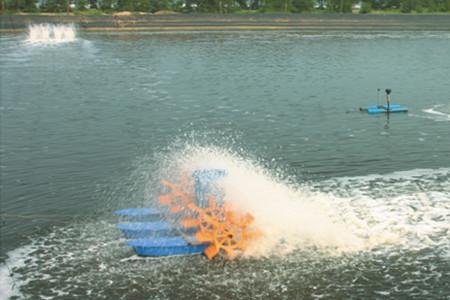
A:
[
  {"xmin": 366, "ymin": 104, "xmax": 408, "ymax": 114},
  {"xmin": 361, "ymin": 89, "xmax": 408, "ymax": 114}
]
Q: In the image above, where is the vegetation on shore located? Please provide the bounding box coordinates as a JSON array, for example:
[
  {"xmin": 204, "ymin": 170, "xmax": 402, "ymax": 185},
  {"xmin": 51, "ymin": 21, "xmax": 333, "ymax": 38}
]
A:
[{"xmin": 1, "ymin": 0, "xmax": 449, "ymax": 14}]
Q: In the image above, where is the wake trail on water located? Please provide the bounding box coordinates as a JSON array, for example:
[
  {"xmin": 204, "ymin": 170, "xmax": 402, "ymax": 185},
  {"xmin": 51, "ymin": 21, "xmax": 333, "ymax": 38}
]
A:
[
  {"xmin": 422, "ymin": 104, "xmax": 450, "ymax": 122},
  {"xmin": 154, "ymin": 144, "xmax": 450, "ymax": 257},
  {"xmin": 410, "ymin": 104, "xmax": 450, "ymax": 122}
]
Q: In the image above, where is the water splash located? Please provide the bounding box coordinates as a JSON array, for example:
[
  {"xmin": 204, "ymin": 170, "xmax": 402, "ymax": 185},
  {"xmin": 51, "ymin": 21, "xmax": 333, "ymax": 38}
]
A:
[
  {"xmin": 1, "ymin": 143, "xmax": 449, "ymax": 298},
  {"xmin": 423, "ymin": 104, "xmax": 450, "ymax": 122},
  {"xmin": 26, "ymin": 24, "xmax": 76, "ymax": 44},
  {"xmin": 154, "ymin": 143, "xmax": 449, "ymax": 257}
]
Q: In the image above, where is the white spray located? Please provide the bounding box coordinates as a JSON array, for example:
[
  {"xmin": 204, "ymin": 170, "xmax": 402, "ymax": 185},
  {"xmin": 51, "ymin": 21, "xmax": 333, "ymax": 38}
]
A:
[
  {"xmin": 155, "ymin": 144, "xmax": 412, "ymax": 257},
  {"xmin": 27, "ymin": 24, "xmax": 76, "ymax": 44}
]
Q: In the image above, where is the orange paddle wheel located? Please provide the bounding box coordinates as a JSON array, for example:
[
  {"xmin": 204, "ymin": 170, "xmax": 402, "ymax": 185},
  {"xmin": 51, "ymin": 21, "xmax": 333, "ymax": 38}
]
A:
[
  {"xmin": 159, "ymin": 175, "xmax": 260, "ymax": 259},
  {"xmin": 159, "ymin": 173, "xmax": 194, "ymax": 214}
]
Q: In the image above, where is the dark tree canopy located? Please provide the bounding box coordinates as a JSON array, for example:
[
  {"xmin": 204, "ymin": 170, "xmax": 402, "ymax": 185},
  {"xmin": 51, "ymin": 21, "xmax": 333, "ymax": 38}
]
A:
[{"xmin": 1, "ymin": 0, "xmax": 449, "ymax": 13}]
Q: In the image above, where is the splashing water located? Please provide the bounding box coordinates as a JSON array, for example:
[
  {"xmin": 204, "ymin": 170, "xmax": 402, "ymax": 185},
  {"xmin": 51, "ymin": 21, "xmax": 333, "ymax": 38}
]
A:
[
  {"xmin": 1, "ymin": 142, "xmax": 449, "ymax": 298},
  {"xmin": 153, "ymin": 144, "xmax": 450, "ymax": 257},
  {"xmin": 27, "ymin": 24, "xmax": 76, "ymax": 43},
  {"xmin": 423, "ymin": 104, "xmax": 450, "ymax": 122}
]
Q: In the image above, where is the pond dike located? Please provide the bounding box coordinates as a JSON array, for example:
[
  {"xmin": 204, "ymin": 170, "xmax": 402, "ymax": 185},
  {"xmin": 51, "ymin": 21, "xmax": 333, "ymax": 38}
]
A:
[{"xmin": 1, "ymin": 14, "xmax": 450, "ymax": 32}]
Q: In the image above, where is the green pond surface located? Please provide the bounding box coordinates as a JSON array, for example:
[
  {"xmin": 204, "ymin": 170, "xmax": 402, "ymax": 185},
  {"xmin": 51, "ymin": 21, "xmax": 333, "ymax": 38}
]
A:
[{"xmin": 0, "ymin": 29, "xmax": 449, "ymax": 299}]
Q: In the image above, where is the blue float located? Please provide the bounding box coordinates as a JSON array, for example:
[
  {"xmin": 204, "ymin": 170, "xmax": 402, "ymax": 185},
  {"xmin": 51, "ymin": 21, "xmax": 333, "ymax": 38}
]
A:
[
  {"xmin": 365, "ymin": 104, "xmax": 408, "ymax": 114},
  {"xmin": 128, "ymin": 237, "xmax": 208, "ymax": 256},
  {"xmin": 114, "ymin": 208, "xmax": 162, "ymax": 220},
  {"xmin": 117, "ymin": 221, "xmax": 176, "ymax": 238},
  {"xmin": 114, "ymin": 169, "xmax": 225, "ymax": 257}
]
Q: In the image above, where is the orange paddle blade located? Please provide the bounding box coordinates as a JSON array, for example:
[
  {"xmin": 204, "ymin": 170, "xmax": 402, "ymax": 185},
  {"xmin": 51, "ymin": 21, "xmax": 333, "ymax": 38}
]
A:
[
  {"xmin": 170, "ymin": 206, "xmax": 182, "ymax": 213},
  {"xmin": 204, "ymin": 244, "xmax": 220, "ymax": 260},
  {"xmin": 195, "ymin": 231, "xmax": 215, "ymax": 243},
  {"xmin": 181, "ymin": 218, "xmax": 200, "ymax": 228},
  {"xmin": 159, "ymin": 195, "xmax": 171, "ymax": 205}
]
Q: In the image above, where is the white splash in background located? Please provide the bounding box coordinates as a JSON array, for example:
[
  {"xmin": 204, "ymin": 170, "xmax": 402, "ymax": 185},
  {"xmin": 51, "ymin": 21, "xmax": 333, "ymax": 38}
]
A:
[
  {"xmin": 27, "ymin": 24, "xmax": 76, "ymax": 44},
  {"xmin": 422, "ymin": 104, "xmax": 450, "ymax": 122}
]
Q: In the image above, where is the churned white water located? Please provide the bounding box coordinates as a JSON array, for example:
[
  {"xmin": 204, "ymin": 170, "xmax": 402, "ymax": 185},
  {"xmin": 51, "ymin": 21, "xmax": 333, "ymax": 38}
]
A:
[
  {"xmin": 0, "ymin": 246, "xmax": 34, "ymax": 300},
  {"xmin": 423, "ymin": 104, "xmax": 450, "ymax": 122},
  {"xmin": 26, "ymin": 24, "xmax": 76, "ymax": 44},
  {"xmin": 154, "ymin": 144, "xmax": 450, "ymax": 257}
]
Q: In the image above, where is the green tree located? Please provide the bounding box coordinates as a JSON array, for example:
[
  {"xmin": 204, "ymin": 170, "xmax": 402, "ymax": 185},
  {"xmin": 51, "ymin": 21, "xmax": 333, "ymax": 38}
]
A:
[
  {"xmin": 41, "ymin": 0, "xmax": 68, "ymax": 12},
  {"xmin": 442, "ymin": 0, "xmax": 450, "ymax": 11},
  {"xmin": 400, "ymin": 0, "xmax": 416, "ymax": 12},
  {"xmin": 249, "ymin": 0, "xmax": 262, "ymax": 9},
  {"xmin": 262, "ymin": 0, "xmax": 290, "ymax": 11},
  {"xmin": 5, "ymin": 0, "xmax": 38, "ymax": 11},
  {"xmin": 196, "ymin": 0, "xmax": 219, "ymax": 12},
  {"xmin": 421, "ymin": 0, "xmax": 439, "ymax": 11},
  {"xmin": 75, "ymin": 0, "xmax": 88, "ymax": 10},
  {"xmin": 99, "ymin": 0, "xmax": 114, "ymax": 9},
  {"xmin": 116, "ymin": 0, "xmax": 171, "ymax": 12},
  {"xmin": 360, "ymin": 0, "xmax": 371, "ymax": 11},
  {"xmin": 116, "ymin": 0, "xmax": 133, "ymax": 10},
  {"xmin": 326, "ymin": 0, "xmax": 356, "ymax": 12},
  {"xmin": 291, "ymin": 0, "xmax": 313, "ymax": 11},
  {"xmin": 369, "ymin": 0, "xmax": 400, "ymax": 9},
  {"xmin": 175, "ymin": 0, "xmax": 196, "ymax": 12}
]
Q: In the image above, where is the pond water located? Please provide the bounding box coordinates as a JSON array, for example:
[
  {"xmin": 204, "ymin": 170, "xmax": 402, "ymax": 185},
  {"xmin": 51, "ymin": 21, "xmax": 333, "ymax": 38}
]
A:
[{"xmin": 0, "ymin": 29, "xmax": 449, "ymax": 299}]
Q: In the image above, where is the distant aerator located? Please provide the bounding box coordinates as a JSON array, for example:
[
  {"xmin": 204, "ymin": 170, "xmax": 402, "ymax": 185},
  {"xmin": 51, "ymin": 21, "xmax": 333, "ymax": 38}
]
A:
[{"xmin": 360, "ymin": 88, "xmax": 408, "ymax": 114}]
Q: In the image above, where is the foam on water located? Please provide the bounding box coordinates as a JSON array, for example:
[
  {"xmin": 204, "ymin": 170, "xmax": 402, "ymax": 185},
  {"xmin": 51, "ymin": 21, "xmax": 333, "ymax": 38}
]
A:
[
  {"xmin": 0, "ymin": 246, "xmax": 33, "ymax": 300},
  {"xmin": 154, "ymin": 144, "xmax": 450, "ymax": 257},
  {"xmin": 26, "ymin": 24, "xmax": 76, "ymax": 44},
  {"xmin": 422, "ymin": 104, "xmax": 450, "ymax": 122}
]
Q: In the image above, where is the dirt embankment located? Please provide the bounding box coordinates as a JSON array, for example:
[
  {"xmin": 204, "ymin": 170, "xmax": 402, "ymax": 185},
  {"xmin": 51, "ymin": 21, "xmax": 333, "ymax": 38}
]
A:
[{"xmin": 2, "ymin": 14, "xmax": 450, "ymax": 32}]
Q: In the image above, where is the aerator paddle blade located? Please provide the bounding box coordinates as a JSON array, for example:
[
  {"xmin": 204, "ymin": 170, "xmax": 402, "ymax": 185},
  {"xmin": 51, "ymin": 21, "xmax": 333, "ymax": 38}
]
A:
[
  {"xmin": 114, "ymin": 208, "xmax": 162, "ymax": 217},
  {"xmin": 117, "ymin": 221, "xmax": 176, "ymax": 238},
  {"xmin": 128, "ymin": 237, "xmax": 209, "ymax": 257}
]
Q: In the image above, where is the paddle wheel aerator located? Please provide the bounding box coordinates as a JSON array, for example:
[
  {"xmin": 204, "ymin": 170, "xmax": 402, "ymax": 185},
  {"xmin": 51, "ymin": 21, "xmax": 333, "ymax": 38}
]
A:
[{"xmin": 115, "ymin": 169, "xmax": 261, "ymax": 260}]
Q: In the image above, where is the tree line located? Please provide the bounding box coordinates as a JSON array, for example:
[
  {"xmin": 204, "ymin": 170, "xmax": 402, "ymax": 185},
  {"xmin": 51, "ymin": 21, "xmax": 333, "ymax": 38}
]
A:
[{"xmin": 2, "ymin": 0, "xmax": 450, "ymax": 13}]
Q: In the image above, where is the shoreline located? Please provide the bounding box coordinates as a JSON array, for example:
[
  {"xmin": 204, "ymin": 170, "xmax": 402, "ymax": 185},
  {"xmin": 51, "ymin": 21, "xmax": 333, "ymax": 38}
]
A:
[{"xmin": 2, "ymin": 14, "xmax": 450, "ymax": 32}]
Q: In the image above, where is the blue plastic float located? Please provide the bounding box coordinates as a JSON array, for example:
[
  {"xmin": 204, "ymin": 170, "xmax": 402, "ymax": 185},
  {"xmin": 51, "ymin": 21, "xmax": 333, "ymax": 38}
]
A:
[
  {"xmin": 114, "ymin": 169, "xmax": 226, "ymax": 257},
  {"xmin": 128, "ymin": 237, "xmax": 208, "ymax": 256},
  {"xmin": 114, "ymin": 207, "xmax": 162, "ymax": 218},
  {"xmin": 117, "ymin": 221, "xmax": 176, "ymax": 238},
  {"xmin": 366, "ymin": 104, "xmax": 408, "ymax": 114},
  {"xmin": 114, "ymin": 211, "xmax": 208, "ymax": 256}
]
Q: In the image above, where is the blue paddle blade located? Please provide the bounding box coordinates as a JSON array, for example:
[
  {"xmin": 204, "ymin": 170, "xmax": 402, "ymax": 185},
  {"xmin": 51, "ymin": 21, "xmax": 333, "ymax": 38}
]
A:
[
  {"xmin": 127, "ymin": 237, "xmax": 208, "ymax": 256},
  {"xmin": 114, "ymin": 207, "xmax": 162, "ymax": 217},
  {"xmin": 117, "ymin": 221, "xmax": 176, "ymax": 238}
]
